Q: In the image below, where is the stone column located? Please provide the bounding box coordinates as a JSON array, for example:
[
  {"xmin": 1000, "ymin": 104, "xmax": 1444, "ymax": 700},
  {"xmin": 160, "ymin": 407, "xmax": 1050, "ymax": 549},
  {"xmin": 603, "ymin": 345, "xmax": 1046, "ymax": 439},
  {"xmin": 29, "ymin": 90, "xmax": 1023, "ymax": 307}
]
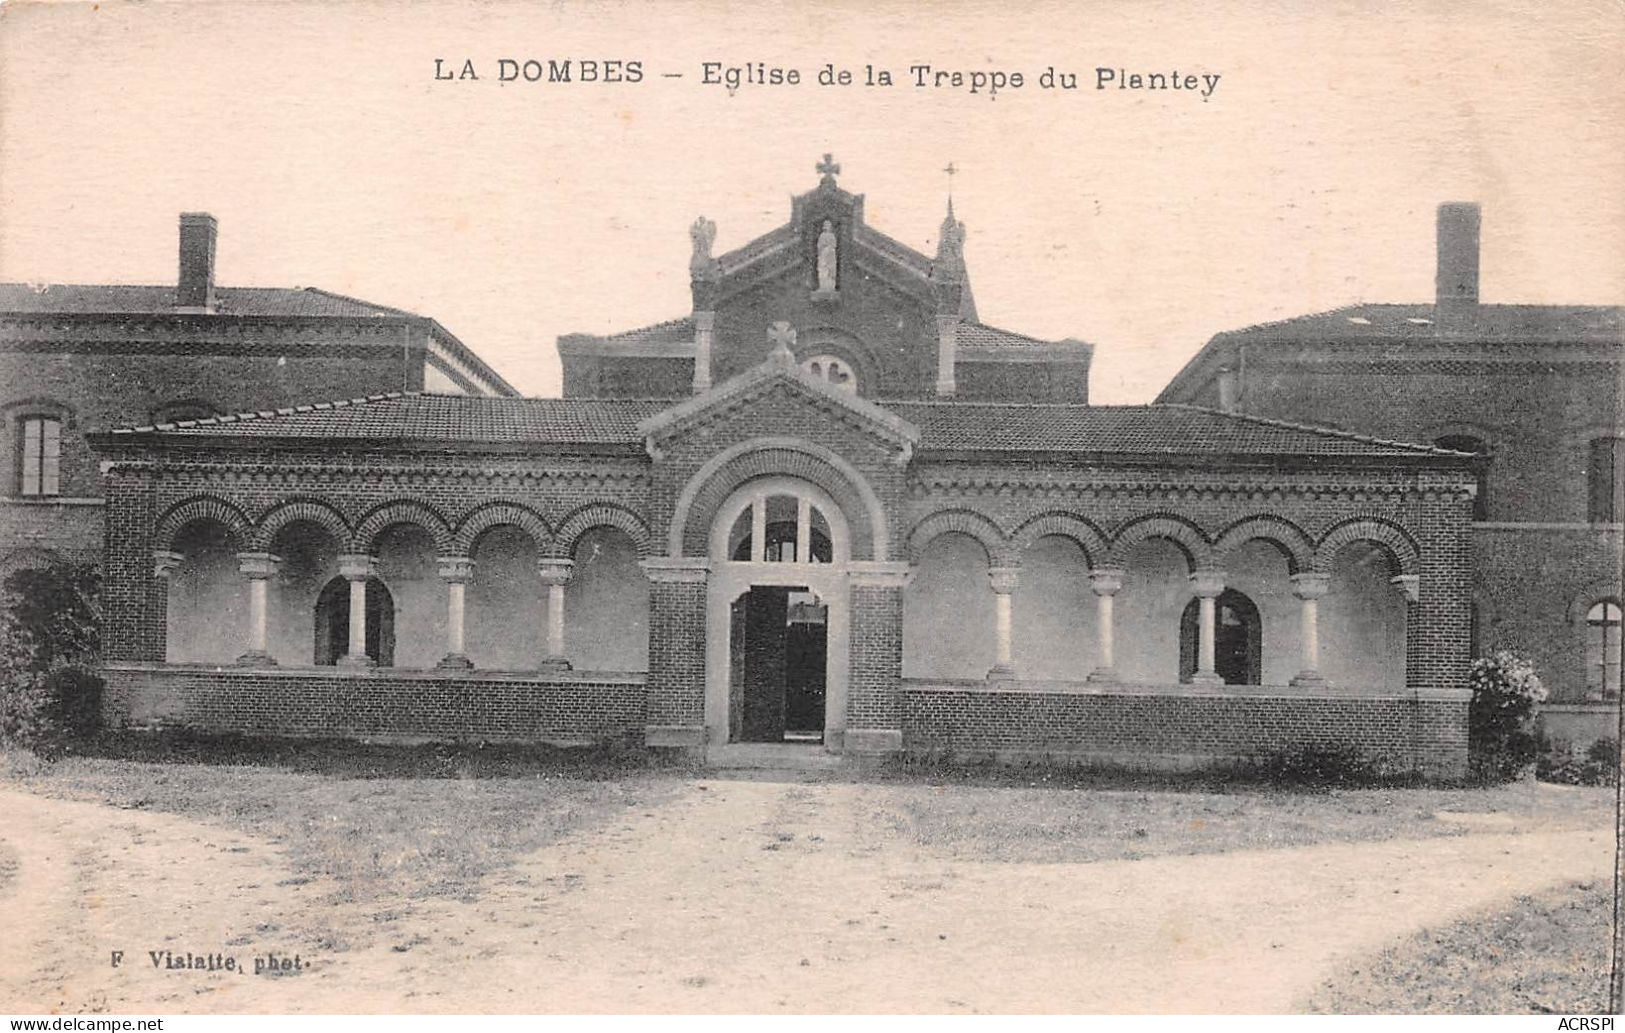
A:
[
  {"xmin": 641, "ymin": 557, "xmax": 711, "ymax": 749},
  {"xmin": 336, "ymin": 554, "xmax": 377, "ymax": 667},
  {"xmin": 987, "ymin": 566, "xmax": 1021, "ymax": 681},
  {"xmin": 1087, "ymin": 569, "xmax": 1124, "ymax": 682},
  {"xmin": 795, "ymin": 496, "xmax": 812, "ymax": 563},
  {"xmin": 846, "ymin": 561, "xmax": 910, "ymax": 754},
  {"xmin": 537, "ymin": 558, "xmax": 575, "ymax": 670},
  {"xmin": 750, "ymin": 494, "xmax": 767, "ymax": 562},
  {"xmin": 692, "ymin": 310, "xmax": 715, "ymax": 394},
  {"xmin": 1290, "ymin": 572, "xmax": 1330, "ymax": 687},
  {"xmin": 235, "ymin": 552, "xmax": 281, "ymax": 667},
  {"xmin": 1189, "ymin": 570, "xmax": 1226, "ymax": 686},
  {"xmin": 436, "ymin": 556, "xmax": 476, "ymax": 670}
]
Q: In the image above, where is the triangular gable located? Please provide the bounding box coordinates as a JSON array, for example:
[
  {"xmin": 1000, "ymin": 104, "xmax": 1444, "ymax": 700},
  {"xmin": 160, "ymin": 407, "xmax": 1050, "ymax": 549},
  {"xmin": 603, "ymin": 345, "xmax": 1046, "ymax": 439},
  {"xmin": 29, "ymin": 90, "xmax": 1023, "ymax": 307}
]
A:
[{"xmin": 637, "ymin": 347, "xmax": 920, "ymax": 460}]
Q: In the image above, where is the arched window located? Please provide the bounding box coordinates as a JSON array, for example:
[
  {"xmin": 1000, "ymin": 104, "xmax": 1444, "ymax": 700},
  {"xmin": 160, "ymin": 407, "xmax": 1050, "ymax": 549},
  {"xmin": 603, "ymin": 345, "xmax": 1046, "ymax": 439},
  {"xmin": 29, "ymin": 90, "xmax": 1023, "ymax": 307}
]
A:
[
  {"xmin": 1179, "ymin": 589, "xmax": 1261, "ymax": 685},
  {"xmin": 1586, "ymin": 599, "xmax": 1621, "ymax": 699},
  {"xmin": 801, "ymin": 355, "xmax": 858, "ymax": 395},
  {"xmin": 1434, "ymin": 435, "xmax": 1489, "ymax": 521},
  {"xmin": 725, "ymin": 490, "xmax": 837, "ymax": 563},
  {"xmin": 313, "ymin": 576, "xmax": 395, "ymax": 666},
  {"xmin": 152, "ymin": 399, "xmax": 221, "ymax": 425},
  {"xmin": 1588, "ymin": 438, "xmax": 1623, "ymax": 524}
]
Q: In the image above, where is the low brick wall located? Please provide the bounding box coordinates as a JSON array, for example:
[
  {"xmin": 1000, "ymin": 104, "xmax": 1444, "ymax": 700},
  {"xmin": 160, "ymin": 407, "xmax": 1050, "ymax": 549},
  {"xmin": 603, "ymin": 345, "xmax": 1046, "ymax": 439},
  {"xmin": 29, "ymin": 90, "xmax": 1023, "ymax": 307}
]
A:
[
  {"xmin": 900, "ymin": 679, "xmax": 1470, "ymax": 776},
  {"xmin": 103, "ymin": 663, "xmax": 646, "ymax": 744}
]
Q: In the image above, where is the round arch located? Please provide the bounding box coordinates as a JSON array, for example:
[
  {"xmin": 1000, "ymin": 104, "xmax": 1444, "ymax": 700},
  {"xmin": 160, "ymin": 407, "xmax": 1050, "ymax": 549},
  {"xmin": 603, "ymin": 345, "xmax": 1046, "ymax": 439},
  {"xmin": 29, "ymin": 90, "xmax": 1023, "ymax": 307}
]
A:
[
  {"xmin": 550, "ymin": 503, "xmax": 652, "ymax": 560},
  {"xmin": 453, "ymin": 501, "xmax": 552, "ymax": 557},
  {"xmin": 155, "ymin": 495, "xmax": 252, "ymax": 552},
  {"xmin": 1213, "ymin": 516, "xmax": 1316, "ymax": 575},
  {"xmin": 906, "ymin": 509, "xmax": 1009, "ymax": 566},
  {"xmin": 1107, "ymin": 514, "xmax": 1212, "ymax": 572},
  {"xmin": 1314, "ymin": 518, "xmax": 1420, "ymax": 576},
  {"xmin": 251, "ymin": 498, "xmax": 350, "ymax": 551},
  {"xmin": 707, "ymin": 476, "xmax": 852, "ymax": 564},
  {"xmin": 352, "ymin": 500, "xmax": 456, "ymax": 555},
  {"xmin": 1010, "ymin": 511, "xmax": 1110, "ymax": 568},
  {"xmin": 670, "ymin": 437, "xmax": 888, "ymax": 561}
]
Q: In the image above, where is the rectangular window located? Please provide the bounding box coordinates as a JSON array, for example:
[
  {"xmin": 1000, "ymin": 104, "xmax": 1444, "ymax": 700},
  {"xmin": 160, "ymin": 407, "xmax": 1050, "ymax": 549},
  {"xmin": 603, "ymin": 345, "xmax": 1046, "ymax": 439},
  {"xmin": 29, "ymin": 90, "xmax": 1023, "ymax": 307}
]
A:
[
  {"xmin": 19, "ymin": 416, "xmax": 61, "ymax": 497},
  {"xmin": 1590, "ymin": 437, "xmax": 1623, "ymax": 524}
]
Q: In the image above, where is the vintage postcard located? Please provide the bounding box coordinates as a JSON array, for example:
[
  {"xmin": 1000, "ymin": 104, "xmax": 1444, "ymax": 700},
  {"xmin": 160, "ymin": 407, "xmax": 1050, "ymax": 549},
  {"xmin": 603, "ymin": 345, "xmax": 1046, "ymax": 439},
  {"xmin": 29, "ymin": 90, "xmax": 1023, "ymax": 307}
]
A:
[{"xmin": 0, "ymin": 0, "xmax": 1620, "ymax": 1018}]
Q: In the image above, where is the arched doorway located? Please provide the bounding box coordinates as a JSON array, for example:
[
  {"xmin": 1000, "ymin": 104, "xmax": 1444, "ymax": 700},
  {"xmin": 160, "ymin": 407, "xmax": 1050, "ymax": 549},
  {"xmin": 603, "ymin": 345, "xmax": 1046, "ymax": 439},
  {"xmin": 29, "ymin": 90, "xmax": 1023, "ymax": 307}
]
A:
[
  {"xmin": 313, "ymin": 576, "xmax": 396, "ymax": 666},
  {"xmin": 1180, "ymin": 589, "xmax": 1261, "ymax": 685},
  {"xmin": 706, "ymin": 477, "xmax": 851, "ymax": 747}
]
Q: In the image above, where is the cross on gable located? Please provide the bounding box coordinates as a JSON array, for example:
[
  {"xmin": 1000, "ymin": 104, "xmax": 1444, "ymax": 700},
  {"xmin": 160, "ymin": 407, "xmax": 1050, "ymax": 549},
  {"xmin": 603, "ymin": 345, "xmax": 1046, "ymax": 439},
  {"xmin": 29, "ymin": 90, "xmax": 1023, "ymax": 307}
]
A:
[{"xmin": 816, "ymin": 153, "xmax": 841, "ymax": 180}]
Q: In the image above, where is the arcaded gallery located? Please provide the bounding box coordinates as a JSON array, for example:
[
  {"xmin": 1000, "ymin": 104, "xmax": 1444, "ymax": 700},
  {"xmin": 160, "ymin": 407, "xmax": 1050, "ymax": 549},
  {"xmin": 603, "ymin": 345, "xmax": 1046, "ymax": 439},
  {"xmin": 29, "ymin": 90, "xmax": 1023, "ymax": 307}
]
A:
[{"xmin": 91, "ymin": 161, "xmax": 1479, "ymax": 774}]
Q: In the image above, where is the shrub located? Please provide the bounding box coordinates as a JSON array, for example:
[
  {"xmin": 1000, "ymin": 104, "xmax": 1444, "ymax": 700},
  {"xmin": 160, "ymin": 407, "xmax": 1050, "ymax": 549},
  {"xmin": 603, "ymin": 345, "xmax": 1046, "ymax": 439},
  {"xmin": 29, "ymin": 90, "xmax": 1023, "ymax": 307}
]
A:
[
  {"xmin": 1468, "ymin": 650, "xmax": 1546, "ymax": 783},
  {"xmin": 1542, "ymin": 737, "xmax": 1621, "ymax": 787},
  {"xmin": 1237, "ymin": 743, "xmax": 1413, "ymax": 789},
  {"xmin": 0, "ymin": 564, "xmax": 103, "ymax": 759}
]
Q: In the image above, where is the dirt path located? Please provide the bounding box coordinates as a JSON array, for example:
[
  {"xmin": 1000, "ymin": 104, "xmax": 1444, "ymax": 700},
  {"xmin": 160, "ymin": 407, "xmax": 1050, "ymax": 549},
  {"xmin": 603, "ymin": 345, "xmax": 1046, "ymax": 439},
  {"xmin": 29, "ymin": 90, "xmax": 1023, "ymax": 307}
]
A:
[{"xmin": 0, "ymin": 780, "xmax": 1613, "ymax": 1014}]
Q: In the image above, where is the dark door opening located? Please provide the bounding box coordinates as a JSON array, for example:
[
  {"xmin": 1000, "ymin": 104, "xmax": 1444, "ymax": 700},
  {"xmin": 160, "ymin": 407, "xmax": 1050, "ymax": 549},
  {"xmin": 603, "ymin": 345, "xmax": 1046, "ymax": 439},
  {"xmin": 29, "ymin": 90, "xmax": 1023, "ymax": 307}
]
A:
[
  {"xmin": 1179, "ymin": 589, "xmax": 1261, "ymax": 685},
  {"xmin": 314, "ymin": 576, "xmax": 396, "ymax": 666},
  {"xmin": 728, "ymin": 585, "xmax": 827, "ymax": 743}
]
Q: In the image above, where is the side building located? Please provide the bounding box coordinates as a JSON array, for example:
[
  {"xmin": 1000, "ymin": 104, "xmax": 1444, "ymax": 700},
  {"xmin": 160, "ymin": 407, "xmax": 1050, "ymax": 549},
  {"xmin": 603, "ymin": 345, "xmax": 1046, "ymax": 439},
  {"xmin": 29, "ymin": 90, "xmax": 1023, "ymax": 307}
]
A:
[
  {"xmin": 1, "ymin": 213, "xmax": 516, "ymax": 579},
  {"xmin": 1157, "ymin": 203, "xmax": 1623, "ymax": 750}
]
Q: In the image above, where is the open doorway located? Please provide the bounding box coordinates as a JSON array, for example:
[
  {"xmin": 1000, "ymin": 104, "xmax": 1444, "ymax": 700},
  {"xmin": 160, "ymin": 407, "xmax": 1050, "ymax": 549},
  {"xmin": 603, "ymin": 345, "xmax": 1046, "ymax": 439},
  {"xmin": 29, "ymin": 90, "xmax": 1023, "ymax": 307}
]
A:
[
  {"xmin": 314, "ymin": 575, "xmax": 396, "ymax": 666},
  {"xmin": 728, "ymin": 585, "xmax": 828, "ymax": 743}
]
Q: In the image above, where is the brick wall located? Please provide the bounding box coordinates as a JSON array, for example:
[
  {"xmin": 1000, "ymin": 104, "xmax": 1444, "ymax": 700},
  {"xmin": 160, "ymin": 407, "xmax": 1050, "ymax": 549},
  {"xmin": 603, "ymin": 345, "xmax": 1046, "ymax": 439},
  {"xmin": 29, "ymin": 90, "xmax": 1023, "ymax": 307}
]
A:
[
  {"xmin": 848, "ymin": 583, "xmax": 903, "ymax": 732},
  {"xmin": 643, "ymin": 577, "xmax": 706, "ymax": 734},
  {"xmin": 104, "ymin": 662, "xmax": 645, "ymax": 743},
  {"xmin": 901, "ymin": 681, "xmax": 1469, "ymax": 776}
]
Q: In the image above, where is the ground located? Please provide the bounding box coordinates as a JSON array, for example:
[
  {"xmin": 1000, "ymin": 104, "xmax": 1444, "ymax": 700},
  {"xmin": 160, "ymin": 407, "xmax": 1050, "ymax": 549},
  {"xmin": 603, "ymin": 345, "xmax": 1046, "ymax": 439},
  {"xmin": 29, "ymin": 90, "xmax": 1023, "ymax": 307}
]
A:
[{"xmin": 0, "ymin": 750, "xmax": 1615, "ymax": 1014}]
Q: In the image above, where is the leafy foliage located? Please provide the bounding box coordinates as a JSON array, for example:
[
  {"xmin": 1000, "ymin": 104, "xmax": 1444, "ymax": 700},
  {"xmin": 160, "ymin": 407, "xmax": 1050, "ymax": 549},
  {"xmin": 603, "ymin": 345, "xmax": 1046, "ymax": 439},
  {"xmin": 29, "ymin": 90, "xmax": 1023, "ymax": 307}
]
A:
[
  {"xmin": 0, "ymin": 563, "xmax": 104, "ymax": 758},
  {"xmin": 1538, "ymin": 736, "xmax": 1619, "ymax": 787},
  {"xmin": 1467, "ymin": 650, "xmax": 1546, "ymax": 783}
]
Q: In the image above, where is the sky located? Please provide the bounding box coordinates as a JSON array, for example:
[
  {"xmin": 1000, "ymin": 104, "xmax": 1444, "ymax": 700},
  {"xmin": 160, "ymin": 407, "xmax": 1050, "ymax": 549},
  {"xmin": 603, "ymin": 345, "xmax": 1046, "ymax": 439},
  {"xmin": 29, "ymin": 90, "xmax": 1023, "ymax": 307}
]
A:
[{"xmin": 1, "ymin": 0, "xmax": 1621, "ymax": 402}]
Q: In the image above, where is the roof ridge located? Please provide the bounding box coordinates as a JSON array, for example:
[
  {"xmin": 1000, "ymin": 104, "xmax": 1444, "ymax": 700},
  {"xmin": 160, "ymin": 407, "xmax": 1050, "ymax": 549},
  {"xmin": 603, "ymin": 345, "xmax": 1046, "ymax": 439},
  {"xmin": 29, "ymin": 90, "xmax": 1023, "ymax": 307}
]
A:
[
  {"xmin": 111, "ymin": 391, "xmax": 414, "ymax": 435},
  {"xmin": 1156, "ymin": 402, "xmax": 1466, "ymax": 455},
  {"xmin": 1212, "ymin": 303, "xmax": 1368, "ymax": 338},
  {"xmin": 297, "ymin": 286, "xmax": 419, "ymax": 318}
]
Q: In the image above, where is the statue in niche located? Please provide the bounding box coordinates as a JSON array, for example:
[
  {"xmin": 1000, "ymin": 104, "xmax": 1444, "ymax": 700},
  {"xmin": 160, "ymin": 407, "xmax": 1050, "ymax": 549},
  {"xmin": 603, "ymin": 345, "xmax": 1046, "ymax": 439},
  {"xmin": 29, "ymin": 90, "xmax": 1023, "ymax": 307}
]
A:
[
  {"xmin": 689, "ymin": 216, "xmax": 718, "ymax": 277},
  {"xmin": 815, "ymin": 220, "xmax": 837, "ymax": 292}
]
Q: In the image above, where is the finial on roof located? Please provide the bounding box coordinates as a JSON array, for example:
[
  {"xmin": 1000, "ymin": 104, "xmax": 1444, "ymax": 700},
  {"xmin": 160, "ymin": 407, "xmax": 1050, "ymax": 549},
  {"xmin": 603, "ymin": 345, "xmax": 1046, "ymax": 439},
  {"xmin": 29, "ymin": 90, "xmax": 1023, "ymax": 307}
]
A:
[
  {"xmin": 767, "ymin": 320, "xmax": 798, "ymax": 364},
  {"xmin": 816, "ymin": 153, "xmax": 841, "ymax": 185},
  {"xmin": 933, "ymin": 195, "xmax": 966, "ymax": 281}
]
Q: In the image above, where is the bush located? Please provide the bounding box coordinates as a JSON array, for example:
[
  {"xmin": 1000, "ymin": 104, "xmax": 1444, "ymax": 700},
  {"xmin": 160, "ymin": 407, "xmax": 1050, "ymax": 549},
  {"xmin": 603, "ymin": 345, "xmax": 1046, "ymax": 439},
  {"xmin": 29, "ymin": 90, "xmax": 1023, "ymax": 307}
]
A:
[
  {"xmin": 1541, "ymin": 736, "xmax": 1620, "ymax": 787},
  {"xmin": 1237, "ymin": 743, "xmax": 1413, "ymax": 789},
  {"xmin": 1468, "ymin": 650, "xmax": 1546, "ymax": 783},
  {"xmin": 0, "ymin": 564, "xmax": 103, "ymax": 759}
]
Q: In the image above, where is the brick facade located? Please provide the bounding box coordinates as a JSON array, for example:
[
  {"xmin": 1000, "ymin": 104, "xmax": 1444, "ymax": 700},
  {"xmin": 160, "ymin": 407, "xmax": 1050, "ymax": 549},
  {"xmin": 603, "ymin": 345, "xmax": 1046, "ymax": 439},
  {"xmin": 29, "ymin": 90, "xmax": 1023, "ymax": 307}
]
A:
[{"xmin": 105, "ymin": 663, "xmax": 644, "ymax": 743}]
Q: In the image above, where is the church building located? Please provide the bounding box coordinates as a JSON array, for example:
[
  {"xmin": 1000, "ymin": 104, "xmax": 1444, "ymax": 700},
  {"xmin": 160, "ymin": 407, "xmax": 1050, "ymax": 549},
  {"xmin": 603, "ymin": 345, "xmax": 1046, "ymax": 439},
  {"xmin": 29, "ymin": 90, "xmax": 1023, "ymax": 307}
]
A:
[{"xmin": 88, "ymin": 159, "xmax": 1479, "ymax": 774}]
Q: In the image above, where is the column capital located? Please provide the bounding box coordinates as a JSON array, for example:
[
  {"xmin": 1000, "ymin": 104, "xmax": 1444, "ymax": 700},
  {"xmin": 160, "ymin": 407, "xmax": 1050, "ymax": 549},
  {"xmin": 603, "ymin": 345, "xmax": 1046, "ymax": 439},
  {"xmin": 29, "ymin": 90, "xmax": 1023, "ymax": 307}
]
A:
[
  {"xmin": 988, "ymin": 566, "xmax": 1022, "ymax": 594},
  {"xmin": 536, "ymin": 557, "xmax": 574, "ymax": 585},
  {"xmin": 437, "ymin": 556, "xmax": 476, "ymax": 584},
  {"xmin": 1190, "ymin": 570, "xmax": 1227, "ymax": 598},
  {"xmin": 1290, "ymin": 572, "xmax": 1331, "ymax": 600},
  {"xmin": 236, "ymin": 552, "xmax": 282, "ymax": 579},
  {"xmin": 337, "ymin": 554, "xmax": 376, "ymax": 581},
  {"xmin": 1088, "ymin": 568, "xmax": 1125, "ymax": 596},
  {"xmin": 848, "ymin": 561, "xmax": 911, "ymax": 588},
  {"xmin": 1390, "ymin": 574, "xmax": 1420, "ymax": 604},
  {"xmin": 640, "ymin": 556, "xmax": 710, "ymax": 584},
  {"xmin": 152, "ymin": 550, "xmax": 184, "ymax": 579}
]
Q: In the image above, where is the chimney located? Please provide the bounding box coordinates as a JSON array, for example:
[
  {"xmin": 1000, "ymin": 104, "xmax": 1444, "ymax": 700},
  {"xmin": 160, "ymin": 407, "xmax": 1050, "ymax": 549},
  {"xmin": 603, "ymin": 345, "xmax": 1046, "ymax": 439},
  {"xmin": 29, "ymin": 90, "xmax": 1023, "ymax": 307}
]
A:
[
  {"xmin": 1435, "ymin": 202, "xmax": 1480, "ymax": 315},
  {"xmin": 1216, "ymin": 366, "xmax": 1239, "ymax": 413},
  {"xmin": 177, "ymin": 212, "xmax": 218, "ymax": 310}
]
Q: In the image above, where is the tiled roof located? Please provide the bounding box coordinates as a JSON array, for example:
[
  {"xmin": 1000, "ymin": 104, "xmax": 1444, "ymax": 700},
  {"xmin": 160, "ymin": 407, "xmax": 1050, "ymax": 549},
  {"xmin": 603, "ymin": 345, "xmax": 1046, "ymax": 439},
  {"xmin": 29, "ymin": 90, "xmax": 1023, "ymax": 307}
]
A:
[
  {"xmin": 597, "ymin": 316, "xmax": 694, "ymax": 345},
  {"xmin": 102, "ymin": 391, "xmax": 1461, "ymax": 460},
  {"xmin": 883, "ymin": 402, "xmax": 1461, "ymax": 457},
  {"xmin": 0, "ymin": 283, "xmax": 418, "ymax": 319},
  {"xmin": 106, "ymin": 393, "xmax": 668, "ymax": 444},
  {"xmin": 1212, "ymin": 303, "xmax": 1622, "ymax": 343},
  {"xmin": 957, "ymin": 322, "xmax": 1061, "ymax": 348}
]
